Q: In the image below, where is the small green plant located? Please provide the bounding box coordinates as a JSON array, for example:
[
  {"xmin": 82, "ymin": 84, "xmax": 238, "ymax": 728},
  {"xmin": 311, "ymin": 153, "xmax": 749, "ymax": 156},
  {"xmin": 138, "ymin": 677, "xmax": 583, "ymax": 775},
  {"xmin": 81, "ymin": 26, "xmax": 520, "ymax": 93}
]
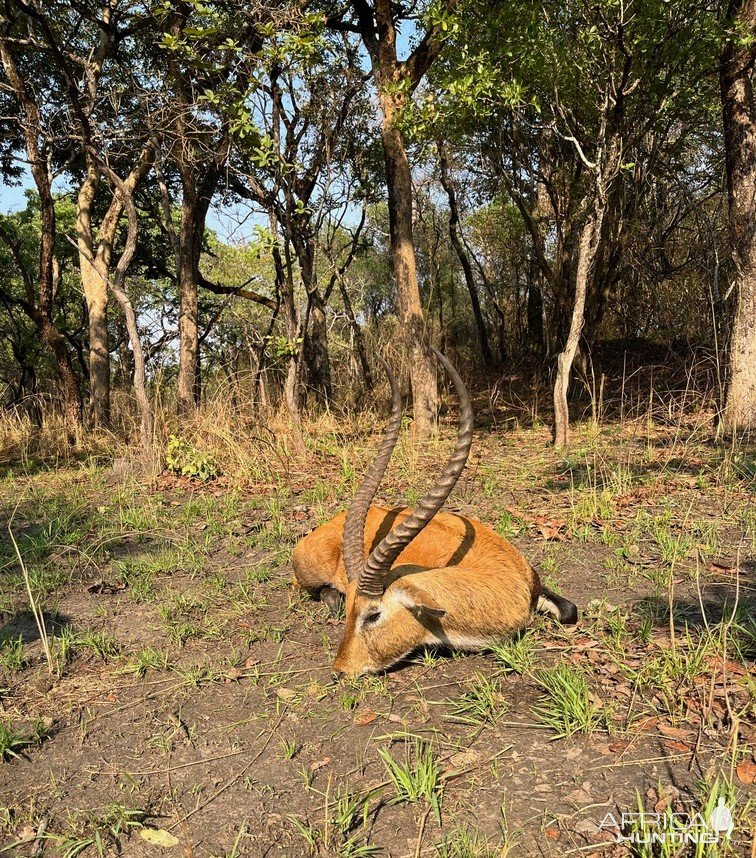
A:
[
  {"xmin": 532, "ymin": 662, "xmax": 610, "ymax": 738},
  {"xmin": 41, "ymin": 804, "xmax": 144, "ymax": 858},
  {"xmin": 0, "ymin": 634, "xmax": 25, "ymax": 672},
  {"xmin": 75, "ymin": 631, "xmax": 121, "ymax": 661},
  {"xmin": 625, "ymin": 776, "xmax": 744, "ymax": 858},
  {"xmin": 491, "ymin": 633, "xmax": 535, "ymax": 674},
  {"xmin": 288, "ymin": 781, "xmax": 379, "ymax": 858},
  {"xmin": 494, "ymin": 511, "xmax": 522, "ymax": 540},
  {"xmin": 436, "ymin": 826, "xmax": 501, "ymax": 858},
  {"xmin": 379, "ymin": 738, "xmax": 443, "ymax": 822},
  {"xmin": 450, "ymin": 672, "xmax": 506, "ymax": 726},
  {"xmin": 0, "ymin": 721, "xmax": 33, "ymax": 760},
  {"xmin": 122, "ymin": 647, "xmax": 169, "ymax": 677},
  {"xmin": 165, "ymin": 435, "xmax": 220, "ymax": 481},
  {"xmin": 280, "ymin": 738, "xmax": 298, "ymax": 760}
]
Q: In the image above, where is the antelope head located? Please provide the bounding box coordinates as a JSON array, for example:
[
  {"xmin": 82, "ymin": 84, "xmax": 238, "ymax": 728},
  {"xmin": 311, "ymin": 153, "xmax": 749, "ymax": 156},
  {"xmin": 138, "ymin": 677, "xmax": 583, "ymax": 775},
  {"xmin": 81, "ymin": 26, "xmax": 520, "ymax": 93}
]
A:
[{"xmin": 332, "ymin": 349, "xmax": 474, "ymax": 678}]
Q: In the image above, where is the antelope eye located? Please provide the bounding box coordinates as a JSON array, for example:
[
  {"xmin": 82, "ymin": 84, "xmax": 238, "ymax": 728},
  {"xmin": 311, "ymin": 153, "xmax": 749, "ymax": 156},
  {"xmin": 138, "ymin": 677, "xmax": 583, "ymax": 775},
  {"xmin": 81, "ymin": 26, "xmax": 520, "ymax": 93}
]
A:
[{"xmin": 362, "ymin": 611, "xmax": 381, "ymax": 626}]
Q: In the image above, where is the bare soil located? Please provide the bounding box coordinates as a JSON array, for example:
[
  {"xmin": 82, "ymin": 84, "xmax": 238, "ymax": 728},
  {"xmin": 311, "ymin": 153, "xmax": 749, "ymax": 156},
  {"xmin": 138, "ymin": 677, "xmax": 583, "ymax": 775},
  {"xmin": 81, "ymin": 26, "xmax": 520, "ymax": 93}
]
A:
[{"xmin": 0, "ymin": 419, "xmax": 753, "ymax": 857}]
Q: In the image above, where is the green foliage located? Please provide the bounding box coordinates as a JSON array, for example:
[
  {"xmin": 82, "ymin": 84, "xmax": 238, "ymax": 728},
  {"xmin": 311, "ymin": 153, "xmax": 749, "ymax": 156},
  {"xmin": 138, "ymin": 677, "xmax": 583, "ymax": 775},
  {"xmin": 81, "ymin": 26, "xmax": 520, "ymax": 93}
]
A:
[
  {"xmin": 532, "ymin": 662, "xmax": 610, "ymax": 738},
  {"xmin": 0, "ymin": 634, "xmax": 25, "ymax": 672},
  {"xmin": 265, "ymin": 335, "xmax": 304, "ymax": 361},
  {"xmin": 165, "ymin": 435, "xmax": 220, "ymax": 481},
  {"xmin": 0, "ymin": 720, "xmax": 34, "ymax": 760},
  {"xmin": 379, "ymin": 738, "xmax": 443, "ymax": 823},
  {"xmin": 450, "ymin": 672, "xmax": 507, "ymax": 725}
]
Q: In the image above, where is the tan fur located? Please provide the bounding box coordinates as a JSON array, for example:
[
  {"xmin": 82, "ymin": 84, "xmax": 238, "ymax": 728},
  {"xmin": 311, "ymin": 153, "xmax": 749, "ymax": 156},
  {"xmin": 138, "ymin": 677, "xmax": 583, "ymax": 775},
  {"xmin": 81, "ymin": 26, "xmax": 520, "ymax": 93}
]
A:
[{"xmin": 293, "ymin": 506, "xmax": 543, "ymax": 677}]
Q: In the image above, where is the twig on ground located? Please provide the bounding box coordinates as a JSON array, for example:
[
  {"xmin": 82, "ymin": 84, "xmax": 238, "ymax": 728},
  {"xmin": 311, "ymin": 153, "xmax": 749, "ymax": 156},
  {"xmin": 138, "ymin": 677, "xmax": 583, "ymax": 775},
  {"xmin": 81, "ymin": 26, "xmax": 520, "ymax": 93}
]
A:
[{"xmin": 168, "ymin": 706, "xmax": 289, "ymax": 831}]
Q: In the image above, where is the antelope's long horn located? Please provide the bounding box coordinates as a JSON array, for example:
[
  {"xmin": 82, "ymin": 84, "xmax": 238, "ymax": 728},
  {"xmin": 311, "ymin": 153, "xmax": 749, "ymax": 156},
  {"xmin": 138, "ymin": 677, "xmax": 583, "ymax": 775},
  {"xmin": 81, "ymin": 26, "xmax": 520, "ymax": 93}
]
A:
[
  {"xmin": 342, "ymin": 357, "xmax": 403, "ymax": 581},
  {"xmin": 357, "ymin": 348, "xmax": 473, "ymax": 598}
]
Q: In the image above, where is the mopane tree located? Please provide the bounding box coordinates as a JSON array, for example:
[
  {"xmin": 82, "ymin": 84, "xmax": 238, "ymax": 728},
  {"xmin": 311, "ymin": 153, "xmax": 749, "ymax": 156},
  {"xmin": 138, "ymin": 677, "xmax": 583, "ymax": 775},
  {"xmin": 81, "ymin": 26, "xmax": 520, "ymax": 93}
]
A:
[
  {"xmin": 0, "ymin": 8, "xmax": 83, "ymax": 427},
  {"xmin": 327, "ymin": 0, "xmax": 460, "ymax": 437},
  {"xmin": 430, "ymin": 0, "xmax": 720, "ymax": 445},
  {"xmin": 16, "ymin": 0, "xmax": 155, "ymax": 428},
  {"xmin": 148, "ymin": 0, "xmax": 295, "ymax": 415}
]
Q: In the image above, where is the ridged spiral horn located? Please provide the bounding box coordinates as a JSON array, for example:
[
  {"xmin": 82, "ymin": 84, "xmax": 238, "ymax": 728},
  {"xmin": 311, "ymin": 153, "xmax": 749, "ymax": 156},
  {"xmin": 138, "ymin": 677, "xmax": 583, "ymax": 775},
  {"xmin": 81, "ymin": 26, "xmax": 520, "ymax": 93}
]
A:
[
  {"xmin": 342, "ymin": 357, "xmax": 403, "ymax": 581},
  {"xmin": 357, "ymin": 348, "xmax": 474, "ymax": 598}
]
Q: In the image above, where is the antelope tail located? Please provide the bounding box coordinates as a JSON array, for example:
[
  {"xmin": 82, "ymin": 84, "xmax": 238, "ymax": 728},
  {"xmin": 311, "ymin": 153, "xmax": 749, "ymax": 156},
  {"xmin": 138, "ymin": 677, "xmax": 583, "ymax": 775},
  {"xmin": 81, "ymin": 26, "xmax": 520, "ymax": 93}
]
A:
[{"xmin": 536, "ymin": 587, "xmax": 578, "ymax": 624}]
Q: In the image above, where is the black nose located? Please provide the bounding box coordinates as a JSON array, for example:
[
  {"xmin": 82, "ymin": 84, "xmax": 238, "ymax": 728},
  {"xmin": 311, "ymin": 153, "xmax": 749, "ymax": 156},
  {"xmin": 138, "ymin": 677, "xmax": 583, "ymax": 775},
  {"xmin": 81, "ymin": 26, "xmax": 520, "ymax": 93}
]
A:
[{"xmin": 331, "ymin": 671, "xmax": 343, "ymax": 682}]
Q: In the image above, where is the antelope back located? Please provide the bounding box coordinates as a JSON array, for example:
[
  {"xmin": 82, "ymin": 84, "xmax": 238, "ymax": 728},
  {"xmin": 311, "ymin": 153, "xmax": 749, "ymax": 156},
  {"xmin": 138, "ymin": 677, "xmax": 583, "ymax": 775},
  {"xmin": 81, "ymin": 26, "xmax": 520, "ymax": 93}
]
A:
[{"xmin": 293, "ymin": 506, "xmax": 535, "ymax": 598}]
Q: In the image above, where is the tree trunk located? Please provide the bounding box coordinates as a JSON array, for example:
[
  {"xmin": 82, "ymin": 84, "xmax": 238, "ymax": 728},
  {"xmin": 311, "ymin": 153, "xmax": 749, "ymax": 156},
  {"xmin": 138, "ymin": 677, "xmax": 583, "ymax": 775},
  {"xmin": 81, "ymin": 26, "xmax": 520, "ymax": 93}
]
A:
[
  {"xmin": 296, "ymin": 237, "xmax": 332, "ymax": 404},
  {"xmin": 720, "ymin": 0, "xmax": 756, "ymax": 434},
  {"xmin": 306, "ymin": 294, "xmax": 332, "ymax": 403},
  {"xmin": 526, "ymin": 278, "xmax": 544, "ymax": 356},
  {"xmin": 339, "ymin": 277, "xmax": 373, "ymax": 394},
  {"xmin": 380, "ymin": 98, "xmax": 438, "ymax": 436},
  {"xmin": 115, "ymin": 313, "xmax": 134, "ymax": 386},
  {"xmin": 77, "ymin": 164, "xmax": 110, "ymax": 427},
  {"xmin": 177, "ymin": 237, "xmax": 200, "ymax": 415},
  {"xmin": 438, "ymin": 147, "xmax": 493, "ymax": 369},
  {"xmin": 553, "ymin": 211, "xmax": 604, "ymax": 448},
  {"xmin": 269, "ymin": 210, "xmax": 301, "ymax": 425},
  {"xmin": 0, "ymin": 40, "xmax": 83, "ymax": 430}
]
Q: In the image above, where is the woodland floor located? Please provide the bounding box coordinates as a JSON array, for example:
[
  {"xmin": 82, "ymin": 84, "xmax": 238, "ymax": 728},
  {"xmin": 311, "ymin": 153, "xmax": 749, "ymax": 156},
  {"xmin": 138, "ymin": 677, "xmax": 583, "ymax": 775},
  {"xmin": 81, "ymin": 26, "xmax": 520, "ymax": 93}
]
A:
[{"xmin": 0, "ymin": 412, "xmax": 754, "ymax": 857}]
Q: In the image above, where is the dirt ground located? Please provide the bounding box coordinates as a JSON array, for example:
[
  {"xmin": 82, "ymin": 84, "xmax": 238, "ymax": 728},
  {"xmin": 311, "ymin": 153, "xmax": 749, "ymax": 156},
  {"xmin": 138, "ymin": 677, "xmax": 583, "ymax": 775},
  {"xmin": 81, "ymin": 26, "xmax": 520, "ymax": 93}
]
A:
[{"xmin": 0, "ymin": 415, "xmax": 754, "ymax": 857}]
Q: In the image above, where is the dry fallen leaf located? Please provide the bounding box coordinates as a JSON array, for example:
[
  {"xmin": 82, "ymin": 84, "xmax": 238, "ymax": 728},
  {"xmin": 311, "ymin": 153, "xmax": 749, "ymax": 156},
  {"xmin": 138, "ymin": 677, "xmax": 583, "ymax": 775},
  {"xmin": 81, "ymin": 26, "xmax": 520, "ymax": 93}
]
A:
[
  {"xmin": 276, "ymin": 688, "xmax": 297, "ymax": 702},
  {"xmin": 537, "ymin": 522, "xmax": 565, "ymax": 541},
  {"xmin": 707, "ymin": 560, "xmax": 738, "ymax": 575},
  {"xmin": 310, "ymin": 757, "xmax": 331, "ymax": 772},
  {"xmin": 139, "ymin": 828, "xmax": 180, "ymax": 847},
  {"xmin": 736, "ymin": 760, "xmax": 756, "ymax": 785},
  {"xmin": 664, "ymin": 740, "xmax": 693, "ymax": 752},
  {"xmin": 657, "ymin": 724, "xmax": 692, "ymax": 741},
  {"xmin": 353, "ymin": 709, "xmax": 378, "ymax": 726}
]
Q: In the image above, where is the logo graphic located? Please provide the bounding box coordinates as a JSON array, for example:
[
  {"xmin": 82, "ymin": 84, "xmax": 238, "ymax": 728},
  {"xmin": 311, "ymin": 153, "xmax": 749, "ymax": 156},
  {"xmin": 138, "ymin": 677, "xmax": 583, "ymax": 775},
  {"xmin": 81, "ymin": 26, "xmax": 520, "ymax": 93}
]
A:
[
  {"xmin": 596, "ymin": 802, "xmax": 735, "ymax": 846},
  {"xmin": 708, "ymin": 798, "xmax": 734, "ymax": 837}
]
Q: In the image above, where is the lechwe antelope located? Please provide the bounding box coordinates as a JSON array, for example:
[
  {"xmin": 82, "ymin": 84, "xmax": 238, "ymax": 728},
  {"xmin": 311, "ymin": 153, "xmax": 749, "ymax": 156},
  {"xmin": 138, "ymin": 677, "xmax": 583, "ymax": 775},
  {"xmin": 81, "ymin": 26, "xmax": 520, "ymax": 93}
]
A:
[{"xmin": 293, "ymin": 350, "xmax": 577, "ymax": 677}]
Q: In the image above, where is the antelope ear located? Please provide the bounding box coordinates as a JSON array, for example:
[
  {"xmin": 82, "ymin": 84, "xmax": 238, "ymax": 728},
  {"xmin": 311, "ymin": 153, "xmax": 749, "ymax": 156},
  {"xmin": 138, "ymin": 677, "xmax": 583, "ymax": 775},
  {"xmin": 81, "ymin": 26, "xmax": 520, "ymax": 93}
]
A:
[{"xmin": 395, "ymin": 584, "xmax": 446, "ymax": 620}]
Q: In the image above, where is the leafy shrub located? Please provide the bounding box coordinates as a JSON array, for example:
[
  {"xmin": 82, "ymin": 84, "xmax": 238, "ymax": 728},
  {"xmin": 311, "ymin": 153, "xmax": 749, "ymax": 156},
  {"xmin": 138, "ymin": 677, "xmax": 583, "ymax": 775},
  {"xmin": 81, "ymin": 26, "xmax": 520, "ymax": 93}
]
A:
[{"xmin": 165, "ymin": 435, "xmax": 220, "ymax": 481}]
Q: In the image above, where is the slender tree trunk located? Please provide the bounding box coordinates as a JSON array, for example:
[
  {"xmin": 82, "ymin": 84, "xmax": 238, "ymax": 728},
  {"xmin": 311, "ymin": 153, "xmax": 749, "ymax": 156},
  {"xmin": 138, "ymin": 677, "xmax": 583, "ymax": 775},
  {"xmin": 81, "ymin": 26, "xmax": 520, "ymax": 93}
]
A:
[
  {"xmin": 380, "ymin": 98, "xmax": 437, "ymax": 436},
  {"xmin": 296, "ymin": 238, "xmax": 332, "ymax": 404},
  {"xmin": 270, "ymin": 211, "xmax": 301, "ymax": 425},
  {"xmin": 90, "ymin": 161, "xmax": 154, "ymax": 459},
  {"xmin": 76, "ymin": 164, "xmax": 111, "ymax": 427},
  {"xmin": 177, "ymin": 230, "xmax": 200, "ymax": 415},
  {"xmin": 76, "ymin": 145, "xmax": 153, "ymax": 425},
  {"xmin": 526, "ymin": 277, "xmax": 544, "ymax": 356},
  {"xmin": 115, "ymin": 314, "xmax": 134, "ymax": 386},
  {"xmin": 720, "ymin": 0, "xmax": 756, "ymax": 433},
  {"xmin": 338, "ymin": 278, "xmax": 373, "ymax": 393},
  {"xmin": 306, "ymin": 295, "xmax": 332, "ymax": 402},
  {"xmin": 438, "ymin": 147, "xmax": 493, "ymax": 369},
  {"xmin": 0, "ymin": 40, "xmax": 83, "ymax": 430},
  {"xmin": 553, "ymin": 209, "xmax": 604, "ymax": 448}
]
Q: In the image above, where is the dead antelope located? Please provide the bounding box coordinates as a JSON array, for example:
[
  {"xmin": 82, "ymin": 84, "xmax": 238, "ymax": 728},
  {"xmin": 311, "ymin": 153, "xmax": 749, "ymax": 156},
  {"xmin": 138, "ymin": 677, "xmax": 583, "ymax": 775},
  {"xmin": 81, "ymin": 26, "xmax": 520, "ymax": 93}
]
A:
[{"xmin": 293, "ymin": 350, "xmax": 577, "ymax": 677}]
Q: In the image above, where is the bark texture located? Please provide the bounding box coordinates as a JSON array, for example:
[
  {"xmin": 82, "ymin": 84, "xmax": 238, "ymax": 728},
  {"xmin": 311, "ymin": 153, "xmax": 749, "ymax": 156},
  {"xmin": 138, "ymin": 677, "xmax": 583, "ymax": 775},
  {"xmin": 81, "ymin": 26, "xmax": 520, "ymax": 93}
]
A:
[
  {"xmin": 553, "ymin": 211, "xmax": 604, "ymax": 448},
  {"xmin": 720, "ymin": 0, "xmax": 756, "ymax": 433}
]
